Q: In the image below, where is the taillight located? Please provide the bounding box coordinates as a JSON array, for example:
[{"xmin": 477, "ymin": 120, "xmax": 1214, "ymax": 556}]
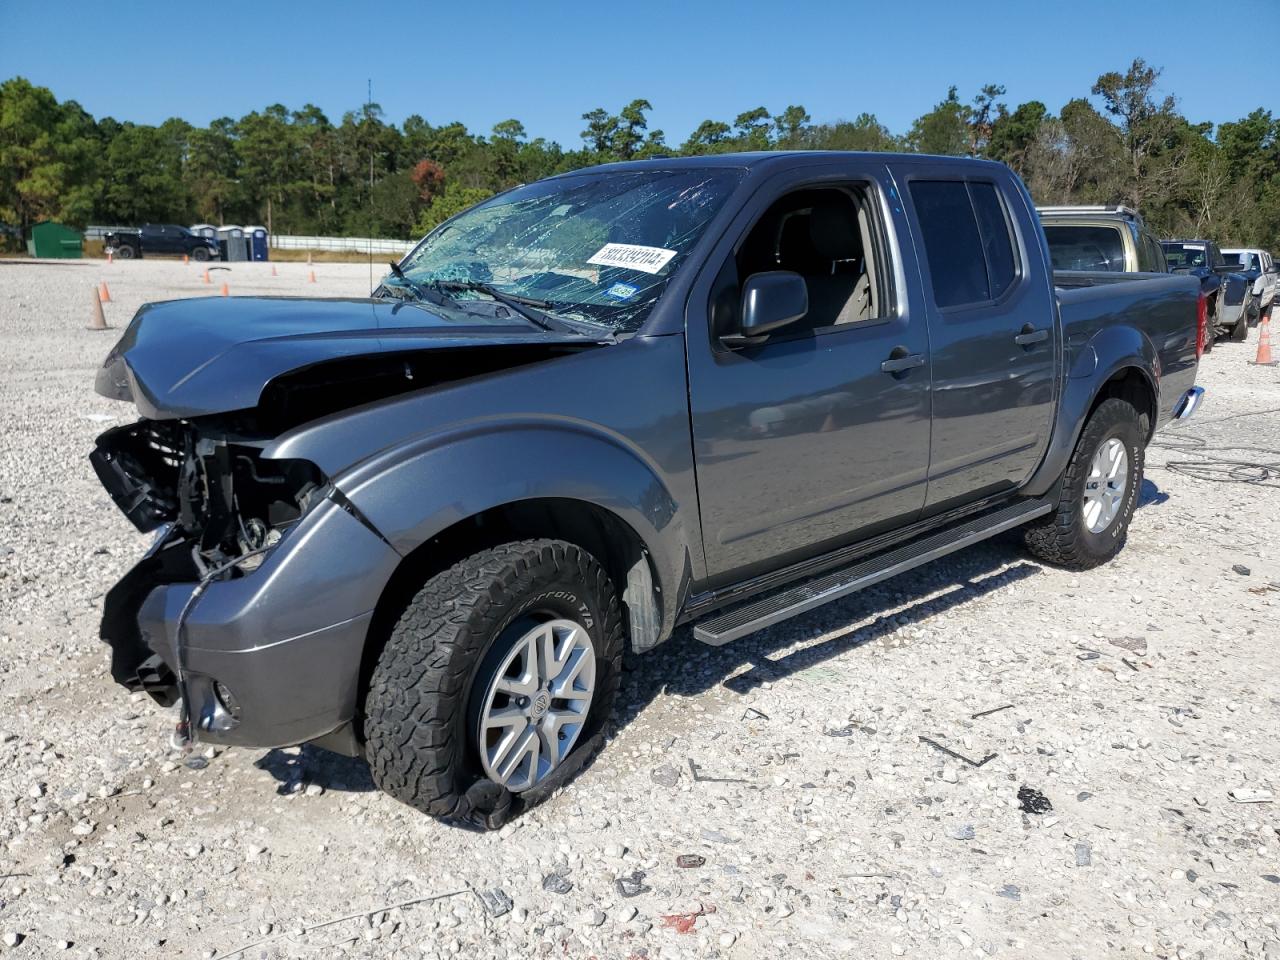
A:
[{"xmin": 1195, "ymin": 291, "xmax": 1207, "ymax": 359}]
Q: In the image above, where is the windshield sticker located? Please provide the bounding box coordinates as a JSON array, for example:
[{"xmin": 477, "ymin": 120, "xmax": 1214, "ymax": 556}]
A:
[
  {"xmin": 605, "ymin": 282, "xmax": 638, "ymax": 300},
  {"xmin": 587, "ymin": 243, "xmax": 677, "ymax": 275}
]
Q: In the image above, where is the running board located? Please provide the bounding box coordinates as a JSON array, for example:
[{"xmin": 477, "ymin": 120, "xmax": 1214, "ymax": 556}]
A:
[{"xmin": 692, "ymin": 498, "xmax": 1053, "ymax": 646}]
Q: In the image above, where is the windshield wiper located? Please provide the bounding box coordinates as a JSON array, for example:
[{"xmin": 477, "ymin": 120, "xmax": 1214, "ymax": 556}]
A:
[
  {"xmin": 434, "ymin": 280, "xmax": 578, "ymax": 335},
  {"xmin": 380, "ymin": 261, "xmax": 455, "ymax": 309}
]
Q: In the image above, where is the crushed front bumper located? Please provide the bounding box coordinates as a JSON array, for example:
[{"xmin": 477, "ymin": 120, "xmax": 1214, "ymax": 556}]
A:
[{"xmin": 102, "ymin": 496, "xmax": 402, "ymax": 751}]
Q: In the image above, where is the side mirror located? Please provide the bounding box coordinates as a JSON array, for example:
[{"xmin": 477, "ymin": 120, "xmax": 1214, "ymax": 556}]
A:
[{"xmin": 725, "ymin": 271, "xmax": 808, "ymax": 346}]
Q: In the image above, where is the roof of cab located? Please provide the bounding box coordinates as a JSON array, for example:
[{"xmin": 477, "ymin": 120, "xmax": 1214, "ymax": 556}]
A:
[{"xmin": 545, "ymin": 151, "xmax": 1010, "ymax": 178}]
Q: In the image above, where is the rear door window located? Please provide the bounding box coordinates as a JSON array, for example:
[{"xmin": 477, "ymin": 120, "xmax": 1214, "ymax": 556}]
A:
[
  {"xmin": 910, "ymin": 179, "xmax": 1020, "ymax": 308},
  {"xmin": 909, "ymin": 181, "xmax": 989, "ymax": 308},
  {"xmin": 969, "ymin": 182, "xmax": 1017, "ymax": 298}
]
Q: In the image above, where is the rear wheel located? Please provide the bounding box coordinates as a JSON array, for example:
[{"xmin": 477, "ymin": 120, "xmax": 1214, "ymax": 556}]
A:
[
  {"xmin": 1230, "ymin": 312, "xmax": 1249, "ymax": 342},
  {"xmin": 1024, "ymin": 397, "xmax": 1144, "ymax": 570},
  {"xmin": 364, "ymin": 539, "xmax": 623, "ymax": 828}
]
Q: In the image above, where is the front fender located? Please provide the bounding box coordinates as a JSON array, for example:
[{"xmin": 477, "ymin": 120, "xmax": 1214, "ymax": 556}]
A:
[{"xmin": 339, "ymin": 419, "xmax": 688, "ymax": 639}]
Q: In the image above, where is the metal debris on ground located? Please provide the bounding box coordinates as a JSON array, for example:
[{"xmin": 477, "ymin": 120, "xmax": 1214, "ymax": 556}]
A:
[
  {"xmin": 675, "ymin": 854, "xmax": 706, "ymax": 869},
  {"xmin": 687, "ymin": 758, "xmax": 746, "ymax": 783},
  {"xmin": 1077, "ymin": 650, "xmax": 1101, "ymax": 661},
  {"xmin": 970, "ymin": 704, "xmax": 1014, "ymax": 720},
  {"xmin": 1232, "ymin": 564, "xmax": 1252, "ymax": 576},
  {"xmin": 740, "ymin": 707, "xmax": 769, "ymax": 721},
  {"xmin": 477, "ymin": 888, "xmax": 512, "ymax": 917},
  {"xmin": 918, "ymin": 736, "xmax": 997, "ymax": 768},
  {"xmin": 1017, "ymin": 785, "xmax": 1053, "ymax": 815},
  {"xmin": 824, "ymin": 723, "xmax": 856, "ymax": 737}
]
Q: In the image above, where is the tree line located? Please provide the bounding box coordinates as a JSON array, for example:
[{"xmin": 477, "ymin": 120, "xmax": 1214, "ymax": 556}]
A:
[{"xmin": 0, "ymin": 59, "xmax": 1276, "ymax": 249}]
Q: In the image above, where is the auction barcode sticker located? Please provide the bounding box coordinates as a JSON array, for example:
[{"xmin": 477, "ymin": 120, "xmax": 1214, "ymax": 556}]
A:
[{"xmin": 587, "ymin": 243, "xmax": 677, "ymax": 275}]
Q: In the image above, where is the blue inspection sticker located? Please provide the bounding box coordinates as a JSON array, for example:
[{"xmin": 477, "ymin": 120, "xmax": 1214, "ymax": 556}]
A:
[{"xmin": 605, "ymin": 282, "xmax": 638, "ymax": 301}]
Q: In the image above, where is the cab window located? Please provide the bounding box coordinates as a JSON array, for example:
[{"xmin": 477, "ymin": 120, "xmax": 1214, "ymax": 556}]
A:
[{"xmin": 711, "ymin": 184, "xmax": 891, "ymax": 339}]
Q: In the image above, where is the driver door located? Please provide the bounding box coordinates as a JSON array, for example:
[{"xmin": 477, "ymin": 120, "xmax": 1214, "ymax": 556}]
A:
[{"xmin": 685, "ymin": 164, "xmax": 932, "ymax": 583}]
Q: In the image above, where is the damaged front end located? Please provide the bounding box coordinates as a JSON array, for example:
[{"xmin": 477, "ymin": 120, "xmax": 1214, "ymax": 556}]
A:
[{"xmin": 92, "ymin": 418, "xmax": 326, "ymax": 716}]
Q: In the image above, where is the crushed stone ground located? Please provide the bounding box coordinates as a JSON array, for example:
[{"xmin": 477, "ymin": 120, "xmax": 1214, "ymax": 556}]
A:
[{"xmin": 1, "ymin": 258, "xmax": 1278, "ymax": 960}]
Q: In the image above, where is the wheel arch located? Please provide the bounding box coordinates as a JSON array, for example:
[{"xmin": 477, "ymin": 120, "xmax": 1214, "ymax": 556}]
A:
[
  {"xmin": 1023, "ymin": 349, "xmax": 1157, "ymax": 499},
  {"xmin": 354, "ymin": 496, "xmax": 668, "ymax": 734}
]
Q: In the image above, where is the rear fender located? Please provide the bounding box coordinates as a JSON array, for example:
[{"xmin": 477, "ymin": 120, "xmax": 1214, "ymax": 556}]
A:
[{"xmin": 1022, "ymin": 324, "xmax": 1157, "ymax": 497}]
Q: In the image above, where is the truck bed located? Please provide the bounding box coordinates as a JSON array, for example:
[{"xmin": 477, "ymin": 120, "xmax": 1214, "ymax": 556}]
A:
[{"xmin": 1054, "ymin": 270, "xmax": 1201, "ymax": 429}]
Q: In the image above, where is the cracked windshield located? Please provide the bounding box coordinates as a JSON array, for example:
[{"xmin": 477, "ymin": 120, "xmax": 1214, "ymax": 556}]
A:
[{"xmin": 395, "ymin": 168, "xmax": 743, "ymax": 333}]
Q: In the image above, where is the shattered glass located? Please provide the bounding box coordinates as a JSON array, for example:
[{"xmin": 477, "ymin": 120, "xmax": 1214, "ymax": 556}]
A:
[{"xmin": 400, "ymin": 169, "xmax": 743, "ymax": 333}]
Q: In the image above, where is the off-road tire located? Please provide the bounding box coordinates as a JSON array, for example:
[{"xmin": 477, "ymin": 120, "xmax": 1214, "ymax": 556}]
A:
[
  {"xmin": 1023, "ymin": 397, "xmax": 1145, "ymax": 570},
  {"xmin": 364, "ymin": 539, "xmax": 623, "ymax": 828},
  {"xmin": 1230, "ymin": 312, "xmax": 1249, "ymax": 342},
  {"xmin": 191, "ymin": 246, "xmax": 210, "ymax": 262},
  {"xmin": 114, "ymin": 244, "xmax": 136, "ymax": 260}
]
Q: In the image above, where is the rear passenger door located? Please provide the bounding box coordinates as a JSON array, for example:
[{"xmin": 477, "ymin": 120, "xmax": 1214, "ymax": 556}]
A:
[{"xmin": 896, "ymin": 165, "xmax": 1057, "ymax": 513}]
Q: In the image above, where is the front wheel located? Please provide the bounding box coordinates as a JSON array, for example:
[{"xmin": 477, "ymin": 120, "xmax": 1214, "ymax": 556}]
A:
[
  {"xmin": 1024, "ymin": 397, "xmax": 1145, "ymax": 570},
  {"xmin": 191, "ymin": 246, "xmax": 210, "ymax": 262},
  {"xmin": 113, "ymin": 244, "xmax": 135, "ymax": 260},
  {"xmin": 364, "ymin": 539, "xmax": 623, "ymax": 828}
]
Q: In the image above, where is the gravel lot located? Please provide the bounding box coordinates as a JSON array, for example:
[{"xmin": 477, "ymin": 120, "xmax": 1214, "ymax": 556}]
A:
[{"xmin": 1, "ymin": 258, "xmax": 1278, "ymax": 960}]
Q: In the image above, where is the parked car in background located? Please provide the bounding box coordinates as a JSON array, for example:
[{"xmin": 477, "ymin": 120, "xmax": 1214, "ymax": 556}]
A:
[
  {"xmin": 1037, "ymin": 205, "xmax": 1168, "ymax": 274},
  {"xmin": 90, "ymin": 153, "xmax": 1203, "ymax": 827},
  {"xmin": 1161, "ymin": 239, "xmax": 1252, "ymax": 343},
  {"xmin": 1222, "ymin": 247, "xmax": 1276, "ymax": 319},
  {"xmin": 104, "ymin": 224, "xmax": 221, "ymax": 261}
]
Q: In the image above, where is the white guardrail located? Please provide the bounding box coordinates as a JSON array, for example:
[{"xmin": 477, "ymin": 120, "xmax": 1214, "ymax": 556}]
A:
[{"xmin": 270, "ymin": 234, "xmax": 416, "ymax": 255}]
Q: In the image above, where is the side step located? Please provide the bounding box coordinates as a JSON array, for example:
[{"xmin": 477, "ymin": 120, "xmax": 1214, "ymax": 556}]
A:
[{"xmin": 692, "ymin": 498, "xmax": 1053, "ymax": 646}]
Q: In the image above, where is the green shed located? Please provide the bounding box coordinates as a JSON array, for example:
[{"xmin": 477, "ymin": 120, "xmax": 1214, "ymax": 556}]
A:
[{"xmin": 27, "ymin": 221, "xmax": 83, "ymax": 259}]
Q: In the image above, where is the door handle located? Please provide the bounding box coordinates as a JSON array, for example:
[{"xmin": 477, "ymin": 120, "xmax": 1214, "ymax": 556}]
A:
[
  {"xmin": 1015, "ymin": 324, "xmax": 1049, "ymax": 347},
  {"xmin": 881, "ymin": 349, "xmax": 925, "ymax": 374}
]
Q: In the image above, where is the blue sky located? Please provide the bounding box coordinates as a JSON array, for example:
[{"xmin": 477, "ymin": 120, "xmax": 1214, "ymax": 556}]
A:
[{"xmin": 0, "ymin": 0, "xmax": 1271, "ymax": 144}]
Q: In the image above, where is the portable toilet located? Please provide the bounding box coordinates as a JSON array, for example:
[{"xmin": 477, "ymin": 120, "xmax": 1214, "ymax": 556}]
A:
[
  {"xmin": 244, "ymin": 225, "xmax": 269, "ymax": 261},
  {"xmin": 27, "ymin": 221, "xmax": 83, "ymax": 259},
  {"xmin": 216, "ymin": 225, "xmax": 248, "ymax": 262},
  {"xmin": 190, "ymin": 223, "xmax": 218, "ymax": 241}
]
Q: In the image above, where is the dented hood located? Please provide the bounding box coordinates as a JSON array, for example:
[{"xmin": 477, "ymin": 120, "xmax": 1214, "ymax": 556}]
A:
[{"xmin": 96, "ymin": 296, "xmax": 600, "ymax": 420}]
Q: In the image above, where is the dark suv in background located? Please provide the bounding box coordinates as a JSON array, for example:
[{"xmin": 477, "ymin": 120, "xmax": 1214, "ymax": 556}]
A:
[
  {"xmin": 104, "ymin": 224, "xmax": 221, "ymax": 261},
  {"xmin": 1161, "ymin": 239, "xmax": 1252, "ymax": 343}
]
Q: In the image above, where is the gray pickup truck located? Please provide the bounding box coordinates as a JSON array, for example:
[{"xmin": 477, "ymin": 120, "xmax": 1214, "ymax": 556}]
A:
[{"xmin": 90, "ymin": 153, "xmax": 1203, "ymax": 827}]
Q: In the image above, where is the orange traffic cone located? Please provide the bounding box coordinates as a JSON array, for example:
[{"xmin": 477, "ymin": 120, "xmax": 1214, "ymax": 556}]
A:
[
  {"xmin": 182, "ymin": 254, "xmax": 189, "ymax": 266},
  {"xmin": 306, "ymin": 251, "xmax": 313, "ymax": 267},
  {"xmin": 270, "ymin": 264, "xmax": 277, "ymax": 277},
  {"xmin": 220, "ymin": 282, "xmax": 229, "ymax": 297},
  {"xmin": 308, "ymin": 269, "xmax": 316, "ymax": 284},
  {"xmin": 203, "ymin": 268, "xmax": 211, "ymax": 284},
  {"xmin": 89, "ymin": 286, "xmax": 107, "ymax": 331},
  {"xmin": 1253, "ymin": 310, "xmax": 1277, "ymax": 367},
  {"xmin": 107, "ymin": 251, "xmax": 113, "ymax": 265},
  {"xmin": 99, "ymin": 281, "xmax": 111, "ymax": 303}
]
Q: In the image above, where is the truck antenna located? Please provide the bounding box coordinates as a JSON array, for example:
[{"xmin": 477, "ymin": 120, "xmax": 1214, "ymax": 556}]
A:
[{"xmin": 368, "ymin": 78, "xmax": 374, "ymax": 293}]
